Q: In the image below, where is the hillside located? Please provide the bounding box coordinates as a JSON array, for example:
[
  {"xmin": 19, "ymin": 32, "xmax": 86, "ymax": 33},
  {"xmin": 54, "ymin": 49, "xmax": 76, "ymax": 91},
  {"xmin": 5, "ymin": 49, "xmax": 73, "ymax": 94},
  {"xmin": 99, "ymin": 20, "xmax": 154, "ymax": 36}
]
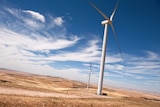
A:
[{"xmin": 0, "ymin": 69, "xmax": 159, "ymax": 107}]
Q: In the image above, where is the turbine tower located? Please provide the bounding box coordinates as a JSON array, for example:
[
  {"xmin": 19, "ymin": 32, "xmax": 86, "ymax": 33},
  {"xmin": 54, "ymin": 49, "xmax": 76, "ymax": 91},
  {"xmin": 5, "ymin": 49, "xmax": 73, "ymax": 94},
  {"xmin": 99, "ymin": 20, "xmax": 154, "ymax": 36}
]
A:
[
  {"xmin": 89, "ymin": 0, "xmax": 122, "ymax": 95},
  {"xmin": 87, "ymin": 60, "xmax": 92, "ymax": 90}
]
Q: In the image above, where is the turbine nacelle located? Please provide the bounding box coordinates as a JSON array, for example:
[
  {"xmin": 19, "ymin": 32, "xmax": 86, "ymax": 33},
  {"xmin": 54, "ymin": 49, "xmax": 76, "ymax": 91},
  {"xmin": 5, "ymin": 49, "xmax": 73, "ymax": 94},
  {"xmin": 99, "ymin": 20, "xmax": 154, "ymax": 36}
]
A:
[{"xmin": 101, "ymin": 20, "xmax": 112, "ymax": 25}]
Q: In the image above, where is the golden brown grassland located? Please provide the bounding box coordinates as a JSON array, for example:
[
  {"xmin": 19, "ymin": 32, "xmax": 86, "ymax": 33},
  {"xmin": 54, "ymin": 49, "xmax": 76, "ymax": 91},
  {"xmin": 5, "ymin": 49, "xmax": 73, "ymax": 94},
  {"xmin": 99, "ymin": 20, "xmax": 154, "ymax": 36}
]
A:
[{"xmin": 0, "ymin": 69, "xmax": 159, "ymax": 107}]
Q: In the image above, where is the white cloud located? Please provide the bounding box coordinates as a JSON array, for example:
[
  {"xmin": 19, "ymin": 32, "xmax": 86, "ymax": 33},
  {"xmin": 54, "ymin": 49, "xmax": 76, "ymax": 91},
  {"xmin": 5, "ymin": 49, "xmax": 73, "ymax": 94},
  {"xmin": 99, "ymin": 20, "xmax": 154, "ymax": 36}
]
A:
[
  {"xmin": 0, "ymin": 2, "xmax": 160, "ymax": 93},
  {"xmin": 0, "ymin": 28, "xmax": 76, "ymax": 51},
  {"xmin": 105, "ymin": 64, "xmax": 124, "ymax": 71},
  {"xmin": 124, "ymin": 52, "xmax": 160, "ymax": 74},
  {"xmin": 0, "ymin": 27, "xmax": 87, "ymax": 81},
  {"xmin": 145, "ymin": 51, "xmax": 159, "ymax": 60},
  {"xmin": 23, "ymin": 10, "xmax": 45, "ymax": 23},
  {"xmin": 23, "ymin": 18, "xmax": 42, "ymax": 29},
  {"xmin": 4, "ymin": 7, "xmax": 19, "ymax": 18},
  {"xmin": 54, "ymin": 17, "xmax": 64, "ymax": 26},
  {"xmin": 2, "ymin": 8, "xmax": 45, "ymax": 30},
  {"xmin": 44, "ymin": 39, "xmax": 101, "ymax": 63}
]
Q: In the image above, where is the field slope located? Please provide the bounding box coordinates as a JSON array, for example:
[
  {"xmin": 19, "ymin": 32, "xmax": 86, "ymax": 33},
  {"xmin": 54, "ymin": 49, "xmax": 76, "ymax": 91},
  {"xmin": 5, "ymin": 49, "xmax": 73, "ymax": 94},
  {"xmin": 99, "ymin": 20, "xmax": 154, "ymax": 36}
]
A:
[{"xmin": 0, "ymin": 69, "xmax": 159, "ymax": 107}]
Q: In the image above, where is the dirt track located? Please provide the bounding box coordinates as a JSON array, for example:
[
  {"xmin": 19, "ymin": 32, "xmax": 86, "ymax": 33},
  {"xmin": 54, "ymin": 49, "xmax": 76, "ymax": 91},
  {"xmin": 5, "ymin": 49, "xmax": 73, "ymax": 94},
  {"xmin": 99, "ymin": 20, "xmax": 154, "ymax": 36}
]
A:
[
  {"xmin": 0, "ymin": 86, "xmax": 78, "ymax": 98},
  {"xmin": 0, "ymin": 86, "xmax": 110, "ymax": 98}
]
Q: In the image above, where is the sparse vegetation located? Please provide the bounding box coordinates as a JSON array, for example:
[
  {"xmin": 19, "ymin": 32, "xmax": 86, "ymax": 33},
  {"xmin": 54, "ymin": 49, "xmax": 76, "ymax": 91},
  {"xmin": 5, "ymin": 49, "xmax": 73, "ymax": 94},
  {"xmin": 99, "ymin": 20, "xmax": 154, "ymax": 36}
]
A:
[
  {"xmin": 0, "ymin": 69, "xmax": 159, "ymax": 107},
  {"xmin": 0, "ymin": 94, "xmax": 160, "ymax": 107}
]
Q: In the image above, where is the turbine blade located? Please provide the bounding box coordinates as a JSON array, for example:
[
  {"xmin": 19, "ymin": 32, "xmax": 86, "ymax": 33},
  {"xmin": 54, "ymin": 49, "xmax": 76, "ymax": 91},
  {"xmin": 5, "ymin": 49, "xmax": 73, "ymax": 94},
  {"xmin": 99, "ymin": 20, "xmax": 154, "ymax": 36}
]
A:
[
  {"xmin": 110, "ymin": 23, "xmax": 123, "ymax": 58},
  {"xmin": 90, "ymin": 60, "xmax": 91, "ymax": 72},
  {"xmin": 110, "ymin": 0, "xmax": 119, "ymax": 21},
  {"xmin": 90, "ymin": 60, "xmax": 92, "ymax": 72},
  {"xmin": 89, "ymin": 1, "xmax": 109, "ymax": 20}
]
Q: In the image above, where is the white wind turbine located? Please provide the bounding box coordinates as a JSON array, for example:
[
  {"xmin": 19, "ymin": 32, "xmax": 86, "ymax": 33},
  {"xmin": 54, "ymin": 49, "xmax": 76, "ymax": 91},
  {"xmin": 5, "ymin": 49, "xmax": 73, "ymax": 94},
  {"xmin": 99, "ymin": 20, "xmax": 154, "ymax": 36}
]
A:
[
  {"xmin": 89, "ymin": 0, "xmax": 122, "ymax": 95},
  {"xmin": 87, "ymin": 60, "xmax": 92, "ymax": 90}
]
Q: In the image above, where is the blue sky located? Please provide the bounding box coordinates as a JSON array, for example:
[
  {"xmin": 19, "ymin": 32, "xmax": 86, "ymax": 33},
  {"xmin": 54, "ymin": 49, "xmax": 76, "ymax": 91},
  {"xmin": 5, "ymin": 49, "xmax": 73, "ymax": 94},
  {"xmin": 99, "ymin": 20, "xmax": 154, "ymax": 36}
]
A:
[{"xmin": 0, "ymin": 0, "xmax": 160, "ymax": 93}]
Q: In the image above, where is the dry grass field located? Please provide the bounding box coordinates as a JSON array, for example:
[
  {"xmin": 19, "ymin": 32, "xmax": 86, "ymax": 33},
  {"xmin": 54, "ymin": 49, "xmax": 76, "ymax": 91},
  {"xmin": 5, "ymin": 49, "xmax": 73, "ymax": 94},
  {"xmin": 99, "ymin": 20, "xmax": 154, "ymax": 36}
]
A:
[{"xmin": 0, "ymin": 69, "xmax": 160, "ymax": 107}]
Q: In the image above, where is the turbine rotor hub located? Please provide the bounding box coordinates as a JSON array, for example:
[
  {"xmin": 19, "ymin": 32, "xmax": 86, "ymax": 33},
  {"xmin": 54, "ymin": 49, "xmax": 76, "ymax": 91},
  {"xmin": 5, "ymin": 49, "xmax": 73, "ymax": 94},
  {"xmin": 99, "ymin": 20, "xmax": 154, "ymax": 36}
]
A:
[{"xmin": 101, "ymin": 20, "xmax": 112, "ymax": 25}]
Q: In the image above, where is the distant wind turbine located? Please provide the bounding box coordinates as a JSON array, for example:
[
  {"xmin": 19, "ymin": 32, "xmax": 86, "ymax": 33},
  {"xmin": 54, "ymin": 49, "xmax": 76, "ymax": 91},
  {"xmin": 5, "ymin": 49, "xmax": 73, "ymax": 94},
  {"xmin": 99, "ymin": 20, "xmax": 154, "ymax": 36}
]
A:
[
  {"xmin": 87, "ymin": 60, "xmax": 92, "ymax": 90},
  {"xmin": 89, "ymin": 0, "xmax": 122, "ymax": 95}
]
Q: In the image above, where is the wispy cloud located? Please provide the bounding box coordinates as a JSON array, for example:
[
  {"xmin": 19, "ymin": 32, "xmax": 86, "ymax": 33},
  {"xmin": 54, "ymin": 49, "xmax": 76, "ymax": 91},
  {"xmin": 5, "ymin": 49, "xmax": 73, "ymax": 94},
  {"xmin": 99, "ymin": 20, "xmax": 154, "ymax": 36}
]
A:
[
  {"xmin": 0, "ymin": 30, "xmax": 89, "ymax": 82},
  {"xmin": 0, "ymin": 27, "xmax": 80, "ymax": 52},
  {"xmin": 0, "ymin": 3, "xmax": 100, "ymax": 82},
  {"xmin": 23, "ymin": 10, "xmax": 45, "ymax": 23},
  {"xmin": 0, "ymin": 1, "xmax": 159, "ymax": 92},
  {"xmin": 124, "ymin": 52, "xmax": 160, "ymax": 75}
]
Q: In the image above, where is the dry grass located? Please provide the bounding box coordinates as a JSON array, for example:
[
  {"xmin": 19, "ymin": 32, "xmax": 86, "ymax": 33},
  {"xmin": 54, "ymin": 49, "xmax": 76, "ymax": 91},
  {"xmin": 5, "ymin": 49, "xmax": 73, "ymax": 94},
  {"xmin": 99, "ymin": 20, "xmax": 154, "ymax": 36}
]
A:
[
  {"xmin": 0, "ymin": 69, "xmax": 160, "ymax": 107},
  {"xmin": 0, "ymin": 94, "xmax": 160, "ymax": 107}
]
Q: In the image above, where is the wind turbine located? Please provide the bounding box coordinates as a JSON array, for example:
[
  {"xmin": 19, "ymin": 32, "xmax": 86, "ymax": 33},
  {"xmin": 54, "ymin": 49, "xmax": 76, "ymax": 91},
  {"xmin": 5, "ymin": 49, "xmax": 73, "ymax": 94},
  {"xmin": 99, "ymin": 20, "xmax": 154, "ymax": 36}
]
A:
[
  {"xmin": 89, "ymin": 0, "xmax": 122, "ymax": 95},
  {"xmin": 87, "ymin": 60, "xmax": 92, "ymax": 90}
]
